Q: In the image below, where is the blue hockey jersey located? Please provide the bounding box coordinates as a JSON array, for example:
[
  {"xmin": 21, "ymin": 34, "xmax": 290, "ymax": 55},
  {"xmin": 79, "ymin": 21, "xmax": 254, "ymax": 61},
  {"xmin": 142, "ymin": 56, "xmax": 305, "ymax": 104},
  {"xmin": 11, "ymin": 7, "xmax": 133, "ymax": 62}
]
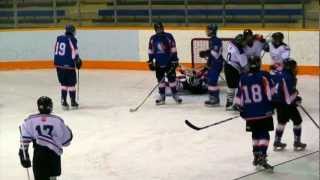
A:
[
  {"xmin": 54, "ymin": 34, "xmax": 79, "ymax": 69},
  {"xmin": 234, "ymin": 71, "xmax": 274, "ymax": 121},
  {"xmin": 270, "ymin": 69, "xmax": 298, "ymax": 105},
  {"xmin": 148, "ymin": 32, "xmax": 178, "ymax": 67},
  {"xmin": 208, "ymin": 36, "xmax": 223, "ymax": 67}
]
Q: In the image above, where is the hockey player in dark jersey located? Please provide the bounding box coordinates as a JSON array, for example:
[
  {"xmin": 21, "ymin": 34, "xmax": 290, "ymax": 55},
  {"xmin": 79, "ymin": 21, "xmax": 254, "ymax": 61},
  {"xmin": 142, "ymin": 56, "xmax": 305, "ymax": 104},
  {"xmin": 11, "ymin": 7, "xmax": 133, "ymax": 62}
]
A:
[
  {"xmin": 19, "ymin": 96, "xmax": 73, "ymax": 180},
  {"xmin": 234, "ymin": 56, "xmax": 274, "ymax": 171},
  {"xmin": 147, "ymin": 22, "xmax": 182, "ymax": 105},
  {"xmin": 199, "ymin": 24, "xmax": 223, "ymax": 107},
  {"xmin": 270, "ymin": 59, "xmax": 306, "ymax": 151},
  {"xmin": 54, "ymin": 24, "xmax": 82, "ymax": 110}
]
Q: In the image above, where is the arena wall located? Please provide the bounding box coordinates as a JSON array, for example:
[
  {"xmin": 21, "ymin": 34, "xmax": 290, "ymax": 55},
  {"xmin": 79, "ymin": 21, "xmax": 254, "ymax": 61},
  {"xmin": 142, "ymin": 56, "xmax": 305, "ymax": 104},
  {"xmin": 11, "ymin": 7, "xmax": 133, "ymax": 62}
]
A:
[{"xmin": 0, "ymin": 27, "xmax": 318, "ymax": 75}]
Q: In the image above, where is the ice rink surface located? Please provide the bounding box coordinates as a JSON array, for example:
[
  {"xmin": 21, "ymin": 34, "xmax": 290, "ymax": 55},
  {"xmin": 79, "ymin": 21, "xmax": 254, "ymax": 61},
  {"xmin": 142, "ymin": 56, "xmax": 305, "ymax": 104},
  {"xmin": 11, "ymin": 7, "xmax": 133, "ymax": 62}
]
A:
[{"xmin": 0, "ymin": 70, "xmax": 319, "ymax": 180}]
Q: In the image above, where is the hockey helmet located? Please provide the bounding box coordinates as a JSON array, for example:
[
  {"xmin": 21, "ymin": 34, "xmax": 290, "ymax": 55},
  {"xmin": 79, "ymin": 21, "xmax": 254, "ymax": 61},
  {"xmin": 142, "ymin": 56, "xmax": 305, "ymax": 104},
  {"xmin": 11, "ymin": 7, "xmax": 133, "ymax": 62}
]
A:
[
  {"xmin": 271, "ymin": 32, "xmax": 284, "ymax": 45},
  {"xmin": 234, "ymin": 34, "xmax": 245, "ymax": 47},
  {"xmin": 284, "ymin": 59, "xmax": 298, "ymax": 76},
  {"xmin": 37, "ymin": 96, "xmax": 53, "ymax": 114},
  {"xmin": 243, "ymin": 29, "xmax": 254, "ymax": 45},
  {"xmin": 65, "ymin": 24, "xmax": 76, "ymax": 36},
  {"xmin": 243, "ymin": 29, "xmax": 253, "ymax": 38},
  {"xmin": 206, "ymin": 24, "xmax": 218, "ymax": 37},
  {"xmin": 248, "ymin": 56, "xmax": 261, "ymax": 72},
  {"xmin": 154, "ymin": 22, "xmax": 164, "ymax": 33}
]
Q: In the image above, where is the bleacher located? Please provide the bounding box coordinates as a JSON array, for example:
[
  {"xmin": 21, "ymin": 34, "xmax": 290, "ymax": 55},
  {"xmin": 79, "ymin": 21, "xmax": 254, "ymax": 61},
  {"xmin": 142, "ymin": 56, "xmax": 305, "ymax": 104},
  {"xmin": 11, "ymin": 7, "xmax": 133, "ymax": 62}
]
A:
[{"xmin": 0, "ymin": 0, "xmax": 312, "ymax": 28}]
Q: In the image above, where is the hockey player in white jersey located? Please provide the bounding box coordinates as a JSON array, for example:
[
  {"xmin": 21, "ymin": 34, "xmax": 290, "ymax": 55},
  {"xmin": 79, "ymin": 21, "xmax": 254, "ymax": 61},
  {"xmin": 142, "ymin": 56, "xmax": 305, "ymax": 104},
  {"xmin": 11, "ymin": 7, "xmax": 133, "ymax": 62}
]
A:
[
  {"xmin": 19, "ymin": 96, "xmax": 73, "ymax": 180},
  {"xmin": 243, "ymin": 29, "xmax": 268, "ymax": 57},
  {"xmin": 224, "ymin": 34, "xmax": 248, "ymax": 110},
  {"xmin": 265, "ymin": 32, "xmax": 290, "ymax": 70}
]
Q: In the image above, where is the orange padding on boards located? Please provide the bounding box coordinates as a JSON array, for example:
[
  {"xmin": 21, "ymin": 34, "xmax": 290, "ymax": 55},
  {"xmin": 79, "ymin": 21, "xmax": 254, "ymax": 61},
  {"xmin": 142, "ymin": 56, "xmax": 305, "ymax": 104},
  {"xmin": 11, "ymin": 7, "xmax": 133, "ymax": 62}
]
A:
[{"xmin": 0, "ymin": 61, "xmax": 319, "ymax": 75}]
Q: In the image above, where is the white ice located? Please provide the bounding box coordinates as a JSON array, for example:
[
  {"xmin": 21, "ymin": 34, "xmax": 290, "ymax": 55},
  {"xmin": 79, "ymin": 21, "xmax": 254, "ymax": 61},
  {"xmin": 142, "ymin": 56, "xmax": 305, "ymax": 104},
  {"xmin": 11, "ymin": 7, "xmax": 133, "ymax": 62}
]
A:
[{"xmin": 0, "ymin": 70, "xmax": 319, "ymax": 180}]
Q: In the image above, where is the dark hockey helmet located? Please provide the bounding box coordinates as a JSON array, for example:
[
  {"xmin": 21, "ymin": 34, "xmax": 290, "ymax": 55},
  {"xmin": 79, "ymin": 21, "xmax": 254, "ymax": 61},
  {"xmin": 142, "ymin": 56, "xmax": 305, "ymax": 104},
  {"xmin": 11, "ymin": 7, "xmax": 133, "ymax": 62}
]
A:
[
  {"xmin": 243, "ymin": 29, "xmax": 253, "ymax": 38},
  {"xmin": 37, "ymin": 96, "xmax": 53, "ymax": 114},
  {"xmin": 284, "ymin": 59, "xmax": 298, "ymax": 76},
  {"xmin": 248, "ymin": 56, "xmax": 261, "ymax": 73},
  {"xmin": 65, "ymin": 24, "xmax": 76, "ymax": 36},
  {"xmin": 243, "ymin": 29, "xmax": 254, "ymax": 45},
  {"xmin": 272, "ymin": 32, "xmax": 284, "ymax": 45},
  {"xmin": 154, "ymin": 22, "xmax": 164, "ymax": 34},
  {"xmin": 206, "ymin": 24, "xmax": 218, "ymax": 37},
  {"xmin": 234, "ymin": 34, "xmax": 245, "ymax": 47}
]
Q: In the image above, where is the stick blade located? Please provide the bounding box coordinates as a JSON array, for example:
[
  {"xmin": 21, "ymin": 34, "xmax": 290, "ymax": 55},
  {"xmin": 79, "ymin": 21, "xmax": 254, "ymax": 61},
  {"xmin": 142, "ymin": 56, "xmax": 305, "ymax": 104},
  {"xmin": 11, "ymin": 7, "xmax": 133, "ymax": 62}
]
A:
[
  {"xmin": 129, "ymin": 108, "xmax": 137, "ymax": 113},
  {"xmin": 185, "ymin": 120, "xmax": 201, "ymax": 131}
]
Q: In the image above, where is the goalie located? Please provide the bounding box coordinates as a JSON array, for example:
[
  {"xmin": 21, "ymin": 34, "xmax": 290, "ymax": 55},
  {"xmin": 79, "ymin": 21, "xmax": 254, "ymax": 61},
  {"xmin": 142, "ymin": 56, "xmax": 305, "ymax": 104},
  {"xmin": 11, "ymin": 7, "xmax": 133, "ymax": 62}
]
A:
[{"xmin": 199, "ymin": 24, "xmax": 224, "ymax": 106}]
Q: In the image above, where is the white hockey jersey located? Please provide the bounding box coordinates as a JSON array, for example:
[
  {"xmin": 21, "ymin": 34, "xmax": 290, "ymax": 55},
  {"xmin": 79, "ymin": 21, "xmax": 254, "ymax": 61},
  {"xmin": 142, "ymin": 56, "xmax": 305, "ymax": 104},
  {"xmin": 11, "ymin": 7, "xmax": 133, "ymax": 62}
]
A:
[
  {"xmin": 269, "ymin": 43, "xmax": 290, "ymax": 64},
  {"xmin": 20, "ymin": 114, "xmax": 73, "ymax": 155},
  {"xmin": 226, "ymin": 42, "xmax": 248, "ymax": 72},
  {"xmin": 244, "ymin": 40, "xmax": 265, "ymax": 57}
]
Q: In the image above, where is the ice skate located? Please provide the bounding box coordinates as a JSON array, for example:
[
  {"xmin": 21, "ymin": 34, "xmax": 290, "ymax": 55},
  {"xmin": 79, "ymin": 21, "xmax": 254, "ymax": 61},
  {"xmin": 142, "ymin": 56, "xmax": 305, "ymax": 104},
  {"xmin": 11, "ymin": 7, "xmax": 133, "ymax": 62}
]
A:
[
  {"xmin": 273, "ymin": 141, "xmax": 287, "ymax": 151},
  {"xmin": 294, "ymin": 142, "xmax": 307, "ymax": 151},
  {"xmin": 172, "ymin": 94, "xmax": 182, "ymax": 104},
  {"xmin": 61, "ymin": 101, "xmax": 69, "ymax": 110},
  {"xmin": 205, "ymin": 96, "xmax": 220, "ymax": 107},
  {"xmin": 71, "ymin": 101, "xmax": 79, "ymax": 109},
  {"xmin": 155, "ymin": 95, "xmax": 166, "ymax": 105},
  {"xmin": 252, "ymin": 153, "xmax": 259, "ymax": 166},
  {"xmin": 258, "ymin": 155, "xmax": 274, "ymax": 172}
]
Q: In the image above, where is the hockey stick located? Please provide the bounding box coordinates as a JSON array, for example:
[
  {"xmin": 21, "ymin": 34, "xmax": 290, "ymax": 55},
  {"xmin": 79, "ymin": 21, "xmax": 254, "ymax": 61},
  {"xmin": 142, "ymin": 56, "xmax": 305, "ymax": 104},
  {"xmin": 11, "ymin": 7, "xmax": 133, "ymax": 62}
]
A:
[
  {"xmin": 233, "ymin": 150, "xmax": 319, "ymax": 179},
  {"xmin": 185, "ymin": 115, "xmax": 240, "ymax": 131},
  {"xmin": 77, "ymin": 68, "xmax": 80, "ymax": 102},
  {"xmin": 129, "ymin": 65, "xmax": 178, "ymax": 112},
  {"xmin": 19, "ymin": 127, "xmax": 31, "ymax": 180},
  {"xmin": 129, "ymin": 77, "xmax": 165, "ymax": 112},
  {"xmin": 298, "ymin": 105, "xmax": 320, "ymax": 129}
]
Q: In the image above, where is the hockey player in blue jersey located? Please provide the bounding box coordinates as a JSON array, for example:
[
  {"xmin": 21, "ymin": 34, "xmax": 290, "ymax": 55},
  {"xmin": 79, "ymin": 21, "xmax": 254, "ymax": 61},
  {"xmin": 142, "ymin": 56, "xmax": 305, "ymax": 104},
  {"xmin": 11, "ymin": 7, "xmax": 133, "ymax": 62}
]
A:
[
  {"xmin": 148, "ymin": 22, "xmax": 182, "ymax": 105},
  {"xmin": 54, "ymin": 24, "xmax": 82, "ymax": 110},
  {"xmin": 270, "ymin": 59, "xmax": 306, "ymax": 151},
  {"xmin": 198, "ymin": 24, "xmax": 223, "ymax": 107},
  {"xmin": 234, "ymin": 56, "xmax": 274, "ymax": 171}
]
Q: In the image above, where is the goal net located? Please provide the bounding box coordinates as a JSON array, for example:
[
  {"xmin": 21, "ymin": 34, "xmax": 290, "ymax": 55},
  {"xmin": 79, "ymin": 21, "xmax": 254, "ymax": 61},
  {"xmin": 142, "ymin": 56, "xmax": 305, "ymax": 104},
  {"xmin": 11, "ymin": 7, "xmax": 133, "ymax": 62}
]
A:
[{"xmin": 191, "ymin": 38, "xmax": 233, "ymax": 69}]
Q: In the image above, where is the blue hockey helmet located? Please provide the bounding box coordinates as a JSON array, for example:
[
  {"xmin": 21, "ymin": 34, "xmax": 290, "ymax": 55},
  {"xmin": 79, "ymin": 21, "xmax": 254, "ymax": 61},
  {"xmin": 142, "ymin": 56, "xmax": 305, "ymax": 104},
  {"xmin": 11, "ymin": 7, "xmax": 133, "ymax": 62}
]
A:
[
  {"xmin": 65, "ymin": 24, "xmax": 76, "ymax": 36},
  {"xmin": 154, "ymin": 22, "xmax": 164, "ymax": 33},
  {"xmin": 206, "ymin": 24, "xmax": 218, "ymax": 37}
]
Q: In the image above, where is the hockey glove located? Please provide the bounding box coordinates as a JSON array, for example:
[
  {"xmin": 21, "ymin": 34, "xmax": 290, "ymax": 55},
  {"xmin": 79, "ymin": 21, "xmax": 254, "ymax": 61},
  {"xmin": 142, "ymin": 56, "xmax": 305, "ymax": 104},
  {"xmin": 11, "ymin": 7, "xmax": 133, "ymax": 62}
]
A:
[
  {"xmin": 293, "ymin": 96, "xmax": 302, "ymax": 106},
  {"xmin": 19, "ymin": 149, "xmax": 31, "ymax": 168},
  {"xmin": 76, "ymin": 57, "xmax": 82, "ymax": 69},
  {"xmin": 147, "ymin": 61, "xmax": 155, "ymax": 71},
  {"xmin": 199, "ymin": 50, "xmax": 210, "ymax": 58},
  {"xmin": 171, "ymin": 61, "xmax": 179, "ymax": 70}
]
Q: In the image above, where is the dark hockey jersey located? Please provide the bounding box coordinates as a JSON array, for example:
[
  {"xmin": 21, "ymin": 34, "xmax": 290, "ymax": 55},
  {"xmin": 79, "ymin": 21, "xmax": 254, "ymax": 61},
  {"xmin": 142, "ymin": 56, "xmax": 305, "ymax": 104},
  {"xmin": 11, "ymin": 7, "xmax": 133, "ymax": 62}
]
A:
[
  {"xmin": 54, "ymin": 34, "xmax": 79, "ymax": 69},
  {"xmin": 208, "ymin": 36, "xmax": 223, "ymax": 66},
  {"xmin": 148, "ymin": 32, "xmax": 178, "ymax": 67},
  {"xmin": 234, "ymin": 71, "xmax": 274, "ymax": 120},
  {"xmin": 270, "ymin": 69, "xmax": 298, "ymax": 105}
]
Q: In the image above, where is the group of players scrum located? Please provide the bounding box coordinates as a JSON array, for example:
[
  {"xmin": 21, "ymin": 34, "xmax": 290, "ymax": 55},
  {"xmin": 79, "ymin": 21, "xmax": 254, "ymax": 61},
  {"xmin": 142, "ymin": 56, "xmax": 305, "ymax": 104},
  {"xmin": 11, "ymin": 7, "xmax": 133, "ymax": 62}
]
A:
[
  {"xmin": 147, "ymin": 23, "xmax": 306, "ymax": 170},
  {"xmin": 18, "ymin": 23, "xmax": 306, "ymax": 180}
]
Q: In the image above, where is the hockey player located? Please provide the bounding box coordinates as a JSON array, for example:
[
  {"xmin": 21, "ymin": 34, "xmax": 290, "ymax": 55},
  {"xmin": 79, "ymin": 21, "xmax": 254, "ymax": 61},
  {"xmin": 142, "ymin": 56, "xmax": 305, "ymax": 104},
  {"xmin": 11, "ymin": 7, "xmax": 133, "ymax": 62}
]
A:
[
  {"xmin": 243, "ymin": 29, "xmax": 268, "ymax": 57},
  {"xmin": 54, "ymin": 24, "xmax": 82, "ymax": 110},
  {"xmin": 199, "ymin": 24, "xmax": 223, "ymax": 106},
  {"xmin": 265, "ymin": 32, "xmax": 290, "ymax": 70},
  {"xmin": 147, "ymin": 22, "xmax": 182, "ymax": 105},
  {"xmin": 234, "ymin": 56, "xmax": 274, "ymax": 171},
  {"xmin": 19, "ymin": 96, "xmax": 73, "ymax": 180},
  {"xmin": 224, "ymin": 34, "xmax": 248, "ymax": 110},
  {"xmin": 270, "ymin": 59, "xmax": 306, "ymax": 151}
]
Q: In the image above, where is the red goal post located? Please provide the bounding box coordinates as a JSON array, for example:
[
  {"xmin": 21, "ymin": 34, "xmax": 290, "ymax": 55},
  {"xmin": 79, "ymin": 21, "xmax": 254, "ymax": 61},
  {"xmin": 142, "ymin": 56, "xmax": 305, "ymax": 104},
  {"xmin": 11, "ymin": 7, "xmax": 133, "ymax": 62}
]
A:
[{"xmin": 191, "ymin": 38, "xmax": 233, "ymax": 69}]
